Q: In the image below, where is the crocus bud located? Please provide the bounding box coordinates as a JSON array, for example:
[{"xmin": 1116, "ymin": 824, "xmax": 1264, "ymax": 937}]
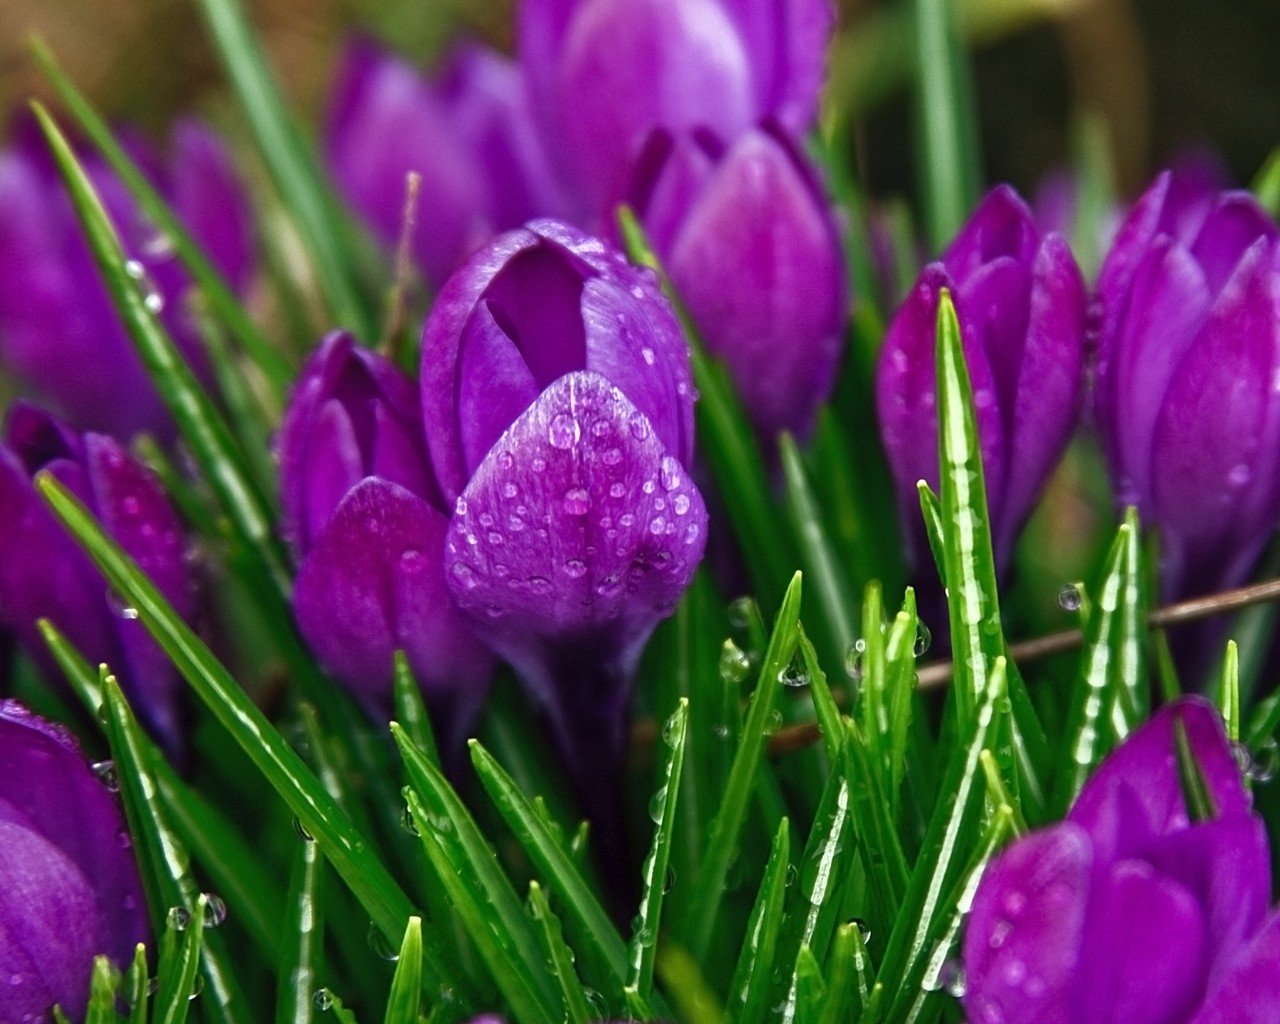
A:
[
  {"xmin": 0, "ymin": 118, "xmax": 254, "ymax": 439},
  {"xmin": 422, "ymin": 220, "xmax": 707, "ymax": 794},
  {"xmin": 0, "ymin": 701, "xmax": 148, "ymax": 1022},
  {"xmin": 963, "ymin": 696, "xmax": 1280, "ymax": 1023},
  {"xmin": 326, "ymin": 38, "xmax": 568, "ymax": 287},
  {"xmin": 0, "ymin": 404, "xmax": 194, "ymax": 753},
  {"xmin": 875, "ymin": 186, "xmax": 1087, "ymax": 569},
  {"xmin": 1094, "ymin": 174, "xmax": 1280, "ymax": 598},
  {"xmin": 279, "ymin": 333, "xmax": 495, "ymax": 731},
  {"xmin": 626, "ymin": 125, "xmax": 846, "ymax": 440},
  {"xmin": 519, "ymin": 0, "xmax": 835, "ymax": 213}
]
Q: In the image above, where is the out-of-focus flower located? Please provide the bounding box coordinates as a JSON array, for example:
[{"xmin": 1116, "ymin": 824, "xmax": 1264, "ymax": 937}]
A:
[
  {"xmin": 326, "ymin": 38, "xmax": 568, "ymax": 288},
  {"xmin": 876, "ymin": 186, "xmax": 1087, "ymax": 569},
  {"xmin": 519, "ymin": 0, "xmax": 835, "ymax": 214},
  {"xmin": 0, "ymin": 404, "xmax": 193, "ymax": 752},
  {"xmin": 964, "ymin": 696, "xmax": 1280, "ymax": 1024},
  {"xmin": 625, "ymin": 124, "xmax": 846, "ymax": 440},
  {"xmin": 0, "ymin": 118, "xmax": 254, "ymax": 440},
  {"xmin": 1094, "ymin": 174, "xmax": 1280, "ymax": 599},
  {"xmin": 422, "ymin": 220, "xmax": 707, "ymax": 789},
  {"xmin": 278, "ymin": 332, "xmax": 495, "ymax": 730},
  {"xmin": 0, "ymin": 701, "xmax": 148, "ymax": 1023}
]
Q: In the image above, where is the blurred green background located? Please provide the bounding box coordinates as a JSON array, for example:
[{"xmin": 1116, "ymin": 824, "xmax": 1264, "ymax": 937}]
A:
[{"xmin": 2, "ymin": 0, "xmax": 1276, "ymax": 200}]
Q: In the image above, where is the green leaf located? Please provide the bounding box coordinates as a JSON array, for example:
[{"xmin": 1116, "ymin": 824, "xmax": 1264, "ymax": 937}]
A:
[
  {"xmin": 395, "ymin": 730, "xmax": 560, "ymax": 1024},
  {"xmin": 28, "ymin": 37, "xmax": 295, "ymax": 395},
  {"xmin": 912, "ymin": 0, "xmax": 982, "ymax": 249},
  {"xmin": 797, "ymin": 631, "xmax": 843, "ymax": 766},
  {"xmin": 84, "ymin": 956, "xmax": 120, "ymax": 1024},
  {"xmin": 1254, "ymin": 146, "xmax": 1280, "ymax": 219},
  {"xmin": 276, "ymin": 837, "xmax": 325, "ymax": 1024},
  {"xmin": 192, "ymin": 0, "xmax": 373, "ymax": 337},
  {"xmin": 30, "ymin": 103, "xmax": 292, "ymax": 601},
  {"xmin": 155, "ymin": 895, "xmax": 208, "ymax": 1024},
  {"xmin": 383, "ymin": 918, "xmax": 424, "ymax": 1024},
  {"xmin": 528, "ymin": 883, "xmax": 593, "ymax": 1024},
  {"xmin": 1220, "ymin": 641, "xmax": 1241, "ymax": 744},
  {"xmin": 818, "ymin": 922, "xmax": 870, "ymax": 1024},
  {"xmin": 679, "ymin": 572, "xmax": 804, "ymax": 959},
  {"xmin": 627, "ymin": 699, "xmax": 689, "ymax": 1003},
  {"xmin": 726, "ymin": 818, "xmax": 792, "ymax": 1024},
  {"xmin": 35, "ymin": 473, "xmax": 462, "ymax": 1005},
  {"xmin": 793, "ymin": 945, "xmax": 827, "ymax": 1024},
  {"xmin": 99, "ymin": 676, "xmax": 249, "ymax": 1024},
  {"xmin": 618, "ymin": 205, "xmax": 793, "ymax": 604},
  {"xmin": 393, "ymin": 652, "xmax": 441, "ymax": 767},
  {"xmin": 125, "ymin": 943, "xmax": 150, "ymax": 1024},
  {"xmin": 1175, "ymin": 718, "xmax": 1217, "ymax": 824}
]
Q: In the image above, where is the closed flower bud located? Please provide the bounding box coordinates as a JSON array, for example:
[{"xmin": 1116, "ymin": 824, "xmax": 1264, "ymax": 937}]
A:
[
  {"xmin": 1094, "ymin": 173, "xmax": 1280, "ymax": 598},
  {"xmin": 519, "ymin": 0, "xmax": 835, "ymax": 213},
  {"xmin": 0, "ymin": 118, "xmax": 254, "ymax": 439},
  {"xmin": 0, "ymin": 701, "xmax": 148, "ymax": 1023},
  {"xmin": 964, "ymin": 697, "xmax": 1280, "ymax": 1024},
  {"xmin": 626, "ymin": 124, "xmax": 847, "ymax": 440},
  {"xmin": 876, "ymin": 186, "xmax": 1087, "ymax": 569},
  {"xmin": 279, "ymin": 333, "xmax": 495, "ymax": 731},
  {"xmin": 326, "ymin": 38, "xmax": 568, "ymax": 287},
  {"xmin": 423, "ymin": 220, "xmax": 707, "ymax": 808},
  {"xmin": 0, "ymin": 404, "xmax": 194, "ymax": 753}
]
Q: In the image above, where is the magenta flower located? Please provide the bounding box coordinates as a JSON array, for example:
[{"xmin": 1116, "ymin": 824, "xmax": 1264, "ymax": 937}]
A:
[
  {"xmin": 964, "ymin": 697, "xmax": 1280, "ymax": 1023},
  {"xmin": 1094, "ymin": 172, "xmax": 1280, "ymax": 599},
  {"xmin": 0, "ymin": 117, "xmax": 254, "ymax": 439},
  {"xmin": 875, "ymin": 186, "xmax": 1087, "ymax": 569},
  {"xmin": 422, "ymin": 220, "xmax": 707, "ymax": 791},
  {"xmin": 625, "ymin": 124, "xmax": 847, "ymax": 440},
  {"xmin": 0, "ymin": 404, "xmax": 194, "ymax": 753},
  {"xmin": 278, "ymin": 332, "xmax": 495, "ymax": 731},
  {"xmin": 0, "ymin": 701, "xmax": 148, "ymax": 1023},
  {"xmin": 326, "ymin": 38, "xmax": 569, "ymax": 287},
  {"xmin": 519, "ymin": 0, "xmax": 835, "ymax": 214}
]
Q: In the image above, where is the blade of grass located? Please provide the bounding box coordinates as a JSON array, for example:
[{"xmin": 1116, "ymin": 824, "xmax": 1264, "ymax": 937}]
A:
[
  {"xmin": 154, "ymin": 894, "xmax": 208, "ymax": 1024},
  {"xmin": 528, "ymin": 883, "xmax": 593, "ymax": 1024},
  {"xmin": 84, "ymin": 956, "xmax": 120, "ymax": 1024},
  {"xmin": 125, "ymin": 944, "xmax": 149, "ymax": 1024},
  {"xmin": 818, "ymin": 922, "xmax": 870, "ymax": 1024},
  {"xmin": 726, "ymin": 818, "xmax": 792, "ymax": 1024},
  {"xmin": 275, "ymin": 838, "xmax": 325, "ymax": 1024},
  {"xmin": 383, "ymin": 918, "xmax": 424, "ymax": 1024}
]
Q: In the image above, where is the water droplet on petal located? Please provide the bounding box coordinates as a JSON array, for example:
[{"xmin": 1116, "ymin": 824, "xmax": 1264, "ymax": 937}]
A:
[
  {"xmin": 548, "ymin": 412, "xmax": 580, "ymax": 449},
  {"xmin": 563, "ymin": 488, "xmax": 591, "ymax": 515}
]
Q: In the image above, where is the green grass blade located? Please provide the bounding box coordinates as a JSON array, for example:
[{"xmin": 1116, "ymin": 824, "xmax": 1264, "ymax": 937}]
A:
[
  {"xmin": 798, "ymin": 631, "xmax": 843, "ymax": 766},
  {"xmin": 192, "ymin": 0, "xmax": 373, "ymax": 337},
  {"xmin": 30, "ymin": 103, "xmax": 292, "ymax": 600},
  {"xmin": 28, "ymin": 37, "xmax": 295, "ymax": 394},
  {"xmin": 817, "ymin": 922, "xmax": 868, "ymax": 1024},
  {"xmin": 155, "ymin": 895, "xmax": 208, "ymax": 1024},
  {"xmin": 1221, "ymin": 641, "xmax": 1241, "ymax": 744},
  {"xmin": 793, "ymin": 945, "xmax": 827, "ymax": 1024},
  {"xmin": 35, "ymin": 473, "xmax": 464, "ymax": 1003},
  {"xmin": 727, "ymin": 818, "xmax": 792, "ymax": 1024},
  {"xmin": 276, "ymin": 839, "xmax": 326, "ymax": 1024},
  {"xmin": 393, "ymin": 652, "xmax": 441, "ymax": 767},
  {"xmin": 84, "ymin": 956, "xmax": 120, "ymax": 1024},
  {"xmin": 1254, "ymin": 147, "xmax": 1280, "ymax": 219},
  {"xmin": 528, "ymin": 883, "xmax": 593, "ymax": 1024},
  {"xmin": 679, "ymin": 572, "xmax": 804, "ymax": 959},
  {"xmin": 627, "ymin": 699, "xmax": 689, "ymax": 1003},
  {"xmin": 100, "ymin": 677, "xmax": 249, "ymax": 1024},
  {"xmin": 395, "ymin": 730, "xmax": 560, "ymax": 1024},
  {"xmin": 125, "ymin": 943, "xmax": 150, "ymax": 1024},
  {"xmin": 1113, "ymin": 508, "xmax": 1149, "ymax": 739},
  {"xmin": 383, "ymin": 918, "xmax": 424, "ymax": 1024}
]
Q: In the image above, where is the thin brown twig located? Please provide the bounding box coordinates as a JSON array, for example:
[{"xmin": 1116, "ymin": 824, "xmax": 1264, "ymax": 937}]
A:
[
  {"xmin": 630, "ymin": 575, "xmax": 1280, "ymax": 759},
  {"xmin": 380, "ymin": 171, "xmax": 422, "ymax": 360}
]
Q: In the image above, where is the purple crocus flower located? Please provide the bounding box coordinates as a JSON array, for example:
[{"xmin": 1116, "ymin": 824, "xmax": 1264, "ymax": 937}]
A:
[
  {"xmin": 0, "ymin": 701, "xmax": 148, "ymax": 1023},
  {"xmin": 875, "ymin": 186, "xmax": 1087, "ymax": 569},
  {"xmin": 278, "ymin": 332, "xmax": 495, "ymax": 732},
  {"xmin": 422, "ymin": 220, "xmax": 707, "ymax": 801},
  {"xmin": 0, "ymin": 117, "xmax": 254, "ymax": 440},
  {"xmin": 963, "ymin": 696, "xmax": 1280, "ymax": 1023},
  {"xmin": 1094, "ymin": 173, "xmax": 1280, "ymax": 599},
  {"xmin": 625, "ymin": 124, "xmax": 847, "ymax": 440},
  {"xmin": 327, "ymin": 38, "xmax": 569, "ymax": 288},
  {"xmin": 519, "ymin": 0, "xmax": 835, "ymax": 215},
  {"xmin": 0, "ymin": 404, "xmax": 194, "ymax": 753}
]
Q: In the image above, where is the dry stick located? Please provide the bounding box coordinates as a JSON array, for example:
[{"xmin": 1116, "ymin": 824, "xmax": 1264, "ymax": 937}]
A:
[
  {"xmin": 380, "ymin": 170, "xmax": 422, "ymax": 358},
  {"xmin": 755, "ymin": 575, "xmax": 1280, "ymax": 757}
]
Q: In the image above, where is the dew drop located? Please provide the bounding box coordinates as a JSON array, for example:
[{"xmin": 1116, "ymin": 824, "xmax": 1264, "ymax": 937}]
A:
[
  {"xmin": 313, "ymin": 989, "xmax": 334, "ymax": 1011},
  {"xmin": 719, "ymin": 639, "xmax": 751, "ymax": 684},
  {"xmin": 914, "ymin": 621, "xmax": 933, "ymax": 657},
  {"xmin": 659, "ymin": 456, "xmax": 682, "ymax": 490},
  {"xmin": 92, "ymin": 759, "xmax": 119, "ymax": 792},
  {"xmin": 548, "ymin": 412, "xmax": 580, "ymax": 450},
  {"xmin": 602, "ymin": 447, "xmax": 623, "ymax": 466},
  {"xmin": 649, "ymin": 516, "xmax": 667, "ymax": 535},
  {"xmin": 673, "ymin": 494, "xmax": 691, "ymax": 515},
  {"xmin": 401, "ymin": 805, "xmax": 421, "ymax": 835},
  {"xmin": 778, "ymin": 659, "xmax": 810, "ymax": 688},
  {"xmin": 293, "ymin": 817, "xmax": 315, "ymax": 842},
  {"xmin": 124, "ymin": 259, "xmax": 165, "ymax": 314},
  {"xmin": 167, "ymin": 905, "xmax": 190, "ymax": 931},
  {"xmin": 201, "ymin": 894, "xmax": 228, "ymax": 928},
  {"xmin": 609, "ymin": 482, "xmax": 626, "ymax": 498},
  {"xmin": 628, "ymin": 412, "xmax": 651, "ymax": 440},
  {"xmin": 502, "ymin": 482, "xmax": 518, "ymax": 499},
  {"xmin": 564, "ymin": 558, "xmax": 587, "ymax": 579},
  {"xmin": 454, "ymin": 496, "xmax": 468, "ymax": 516},
  {"xmin": 1058, "ymin": 583, "xmax": 1082, "ymax": 612},
  {"xmin": 563, "ymin": 488, "xmax": 591, "ymax": 515},
  {"xmin": 368, "ymin": 921, "xmax": 400, "ymax": 961},
  {"xmin": 844, "ymin": 638, "xmax": 867, "ymax": 681},
  {"xmin": 1249, "ymin": 737, "xmax": 1279, "ymax": 783}
]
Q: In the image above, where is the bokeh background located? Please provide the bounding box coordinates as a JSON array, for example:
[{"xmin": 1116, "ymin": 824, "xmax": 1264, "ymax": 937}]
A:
[{"xmin": 2, "ymin": 0, "xmax": 1277, "ymax": 202}]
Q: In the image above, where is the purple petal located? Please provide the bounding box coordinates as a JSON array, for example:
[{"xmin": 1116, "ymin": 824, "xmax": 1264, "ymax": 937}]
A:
[
  {"xmin": 326, "ymin": 38, "xmax": 489, "ymax": 285},
  {"xmin": 724, "ymin": 0, "xmax": 835, "ymax": 131},
  {"xmin": 624, "ymin": 128, "xmax": 719, "ymax": 256},
  {"xmin": 457, "ymin": 301, "xmax": 541, "ymax": 471},
  {"xmin": 665, "ymin": 127, "xmax": 846, "ymax": 439},
  {"xmin": 1078, "ymin": 859, "xmax": 1208, "ymax": 1024},
  {"xmin": 963, "ymin": 823, "xmax": 1092, "ymax": 1024},
  {"xmin": 0, "ymin": 703, "xmax": 147, "ymax": 977},
  {"xmin": 1192, "ymin": 911, "xmax": 1280, "ymax": 1024},
  {"xmin": 942, "ymin": 185, "xmax": 1039, "ymax": 283},
  {"xmin": 294, "ymin": 478, "xmax": 494, "ymax": 721},
  {"xmin": 167, "ymin": 119, "xmax": 255, "ymax": 293},
  {"xmin": 548, "ymin": 0, "xmax": 756, "ymax": 209},
  {"xmin": 1190, "ymin": 192, "xmax": 1280, "ymax": 298},
  {"xmin": 1150, "ymin": 239, "xmax": 1279, "ymax": 594},
  {"xmin": 443, "ymin": 371, "xmax": 707, "ymax": 708},
  {"xmin": 998, "ymin": 234, "xmax": 1085, "ymax": 558},
  {"xmin": 1069, "ymin": 697, "xmax": 1250, "ymax": 862}
]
